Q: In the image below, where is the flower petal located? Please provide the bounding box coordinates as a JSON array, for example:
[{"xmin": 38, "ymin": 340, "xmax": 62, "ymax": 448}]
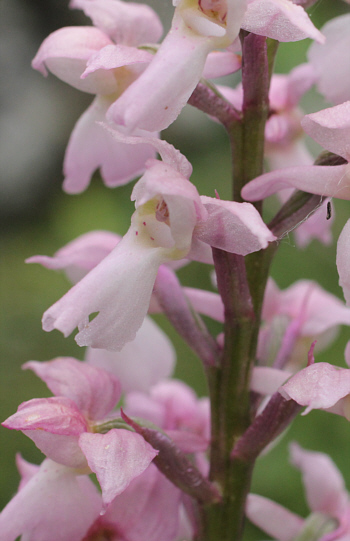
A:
[{"xmin": 337, "ymin": 219, "xmax": 350, "ymax": 305}]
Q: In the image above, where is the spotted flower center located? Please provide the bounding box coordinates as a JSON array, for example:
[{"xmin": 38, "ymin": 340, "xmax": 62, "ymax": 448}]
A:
[
  {"xmin": 198, "ymin": 0, "xmax": 227, "ymax": 24},
  {"xmin": 155, "ymin": 199, "xmax": 170, "ymax": 224}
]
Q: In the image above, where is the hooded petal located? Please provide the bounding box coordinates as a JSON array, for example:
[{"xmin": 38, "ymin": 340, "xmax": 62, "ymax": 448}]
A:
[
  {"xmin": 290, "ymin": 443, "xmax": 348, "ymax": 518},
  {"xmin": 279, "ymin": 362, "xmax": 350, "ymax": 414},
  {"xmin": 194, "ymin": 196, "xmax": 276, "ymax": 254},
  {"xmin": 301, "ymin": 102, "xmax": 350, "ymax": 162},
  {"xmin": 32, "ymin": 26, "xmax": 114, "ymax": 94},
  {"xmin": 337, "ymin": 219, "xmax": 350, "ymax": 305},
  {"xmin": 308, "ymin": 14, "xmax": 350, "ymax": 105},
  {"xmin": 63, "ymin": 96, "xmax": 158, "ymax": 194},
  {"xmin": 79, "ymin": 429, "xmax": 158, "ymax": 506},
  {"xmin": 241, "ymin": 163, "xmax": 350, "ymax": 201},
  {"xmin": 0, "ymin": 459, "xmax": 101, "ymax": 541},
  {"xmin": 86, "ymin": 316, "xmax": 175, "ymax": 393},
  {"xmin": 23, "ymin": 357, "xmax": 121, "ymax": 420},
  {"xmin": 70, "ymin": 0, "xmax": 163, "ymax": 46},
  {"xmin": 242, "ymin": 0, "xmax": 324, "ymax": 43},
  {"xmin": 42, "ymin": 228, "xmax": 168, "ymax": 350},
  {"xmin": 26, "ymin": 230, "xmax": 121, "ymax": 284}
]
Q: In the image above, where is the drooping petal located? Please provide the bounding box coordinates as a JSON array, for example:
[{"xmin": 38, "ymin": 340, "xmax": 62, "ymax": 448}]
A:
[
  {"xmin": 42, "ymin": 228, "xmax": 168, "ymax": 350},
  {"xmin": 32, "ymin": 26, "xmax": 114, "ymax": 94},
  {"xmin": 241, "ymin": 163, "xmax": 350, "ymax": 201},
  {"xmin": 63, "ymin": 96, "xmax": 158, "ymax": 194},
  {"xmin": 79, "ymin": 429, "xmax": 158, "ymax": 506},
  {"xmin": 26, "ymin": 230, "xmax": 121, "ymax": 283},
  {"xmin": 290, "ymin": 443, "xmax": 348, "ymax": 518},
  {"xmin": 195, "ymin": 196, "xmax": 276, "ymax": 254},
  {"xmin": 279, "ymin": 362, "xmax": 350, "ymax": 414},
  {"xmin": 85, "ymin": 316, "xmax": 176, "ymax": 393},
  {"xmin": 70, "ymin": 0, "xmax": 163, "ymax": 46},
  {"xmin": 301, "ymin": 102, "xmax": 350, "ymax": 162},
  {"xmin": 203, "ymin": 50, "xmax": 241, "ymax": 79},
  {"xmin": 337, "ymin": 219, "xmax": 350, "ymax": 306},
  {"xmin": 0, "ymin": 459, "xmax": 101, "ymax": 541},
  {"xmin": 250, "ymin": 366, "xmax": 292, "ymax": 395},
  {"xmin": 308, "ymin": 14, "xmax": 350, "ymax": 105},
  {"xmin": 246, "ymin": 493, "xmax": 304, "ymax": 541},
  {"xmin": 242, "ymin": 0, "xmax": 324, "ymax": 43},
  {"xmin": 23, "ymin": 357, "xmax": 121, "ymax": 420}
]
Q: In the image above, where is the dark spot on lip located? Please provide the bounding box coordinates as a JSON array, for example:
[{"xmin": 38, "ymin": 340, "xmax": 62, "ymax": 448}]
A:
[{"xmin": 165, "ymin": 106, "xmax": 169, "ymax": 110}]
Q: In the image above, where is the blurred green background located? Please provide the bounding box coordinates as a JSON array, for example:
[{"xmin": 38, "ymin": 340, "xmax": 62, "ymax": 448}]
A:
[{"xmin": 1, "ymin": 0, "xmax": 350, "ymax": 538}]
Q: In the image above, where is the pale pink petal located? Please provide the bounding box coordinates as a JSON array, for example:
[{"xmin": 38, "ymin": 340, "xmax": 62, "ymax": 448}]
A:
[
  {"xmin": 293, "ymin": 198, "xmax": 333, "ymax": 248},
  {"xmin": 24, "ymin": 430, "xmax": 87, "ymax": 469},
  {"xmin": 166, "ymin": 430, "xmax": 209, "ymax": 452},
  {"xmin": 246, "ymin": 493, "xmax": 304, "ymax": 541},
  {"xmin": 267, "ymin": 140, "xmax": 314, "ymax": 171},
  {"xmin": 241, "ymin": 163, "xmax": 350, "ymax": 201},
  {"xmin": 0, "ymin": 459, "xmax": 101, "ymax": 541},
  {"xmin": 308, "ymin": 14, "xmax": 350, "ymax": 105},
  {"xmin": 63, "ymin": 96, "xmax": 157, "ymax": 194},
  {"xmin": 290, "ymin": 443, "xmax": 348, "ymax": 517},
  {"xmin": 26, "ymin": 230, "xmax": 121, "ymax": 283},
  {"xmin": 203, "ymin": 50, "xmax": 241, "ymax": 79},
  {"xmin": 182, "ymin": 287, "xmax": 224, "ymax": 322},
  {"xmin": 107, "ymin": 13, "xmax": 214, "ymax": 132},
  {"xmin": 70, "ymin": 0, "xmax": 163, "ymax": 46},
  {"xmin": 32, "ymin": 26, "xmax": 114, "ymax": 93},
  {"xmin": 195, "ymin": 196, "xmax": 276, "ymax": 254},
  {"xmin": 103, "ymin": 125, "xmax": 193, "ymax": 178},
  {"xmin": 279, "ymin": 362, "xmax": 350, "ymax": 414},
  {"xmin": 85, "ymin": 316, "xmax": 176, "ymax": 393},
  {"xmin": 16, "ymin": 454, "xmax": 39, "ymax": 490},
  {"xmin": 250, "ymin": 366, "xmax": 292, "ymax": 395},
  {"xmin": 337, "ymin": 219, "xmax": 350, "ymax": 305},
  {"xmin": 100, "ymin": 463, "xmax": 181, "ymax": 541},
  {"xmin": 3, "ymin": 397, "xmax": 87, "ymax": 435},
  {"xmin": 282, "ymin": 63, "xmax": 317, "ymax": 109},
  {"xmin": 301, "ymin": 102, "xmax": 350, "ymax": 161},
  {"xmin": 81, "ymin": 43, "xmax": 153, "ymax": 81},
  {"xmin": 42, "ymin": 228, "xmax": 168, "ymax": 350},
  {"xmin": 79, "ymin": 429, "xmax": 158, "ymax": 505},
  {"xmin": 23, "ymin": 357, "xmax": 121, "ymax": 420},
  {"xmin": 345, "ymin": 341, "xmax": 350, "ymax": 368},
  {"xmin": 242, "ymin": 0, "xmax": 325, "ymax": 43}
]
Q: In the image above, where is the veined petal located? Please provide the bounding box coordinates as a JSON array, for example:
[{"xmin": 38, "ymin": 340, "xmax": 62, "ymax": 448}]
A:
[
  {"xmin": 79, "ymin": 429, "xmax": 158, "ymax": 506},
  {"xmin": 32, "ymin": 26, "xmax": 114, "ymax": 94},
  {"xmin": 23, "ymin": 358, "xmax": 121, "ymax": 421},
  {"xmin": 70, "ymin": 0, "xmax": 163, "ymax": 46},
  {"xmin": 0, "ymin": 459, "xmax": 101, "ymax": 541},
  {"xmin": 85, "ymin": 316, "xmax": 176, "ymax": 393},
  {"xmin": 195, "ymin": 196, "xmax": 276, "ymax": 254},
  {"xmin": 42, "ymin": 228, "xmax": 168, "ymax": 350},
  {"xmin": 337, "ymin": 219, "xmax": 350, "ymax": 305},
  {"xmin": 63, "ymin": 96, "xmax": 157, "ymax": 193},
  {"xmin": 290, "ymin": 443, "xmax": 348, "ymax": 518},
  {"xmin": 279, "ymin": 362, "xmax": 350, "ymax": 414},
  {"xmin": 26, "ymin": 230, "xmax": 121, "ymax": 284},
  {"xmin": 301, "ymin": 102, "xmax": 350, "ymax": 162},
  {"xmin": 241, "ymin": 164, "xmax": 350, "ymax": 201},
  {"xmin": 242, "ymin": 0, "xmax": 324, "ymax": 43}
]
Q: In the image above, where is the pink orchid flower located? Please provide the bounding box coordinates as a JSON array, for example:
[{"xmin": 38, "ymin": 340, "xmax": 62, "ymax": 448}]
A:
[
  {"xmin": 308, "ymin": 13, "xmax": 350, "ymax": 106},
  {"xmin": 247, "ymin": 443, "xmax": 350, "ymax": 541},
  {"xmin": 258, "ymin": 279, "xmax": 350, "ymax": 370},
  {"xmin": 241, "ymin": 101, "xmax": 350, "ymax": 202},
  {"xmin": 38, "ymin": 150, "xmax": 275, "ymax": 351},
  {"xmin": 32, "ymin": 0, "xmax": 163, "ymax": 193},
  {"xmin": 279, "ymin": 342, "xmax": 350, "ymax": 420},
  {"xmin": 2, "ymin": 358, "xmax": 157, "ymax": 506},
  {"xmin": 0, "ymin": 456, "xmax": 102, "ymax": 541},
  {"xmin": 109, "ymin": 0, "xmax": 323, "ymax": 133}
]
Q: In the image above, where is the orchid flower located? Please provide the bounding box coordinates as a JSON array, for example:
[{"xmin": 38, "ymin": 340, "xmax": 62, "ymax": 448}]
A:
[
  {"xmin": 32, "ymin": 0, "xmax": 163, "ymax": 193},
  {"xmin": 241, "ymin": 101, "xmax": 350, "ymax": 202},
  {"xmin": 247, "ymin": 443, "xmax": 350, "ymax": 541},
  {"xmin": 308, "ymin": 13, "xmax": 350, "ymax": 106},
  {"xmin": 2, "ymin": 358, "xmax": 157, "ymax": 506},
  {"xmin": 108, "ymin": 0, "xmax": 323, "ymax": 133},
  {"xmin": 257, "ymin": 279, "xmax": 350, "ymax": 370},
  {"xmin": 37, "ymin": 152, "xmax": 275, "ymax": 351}
]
